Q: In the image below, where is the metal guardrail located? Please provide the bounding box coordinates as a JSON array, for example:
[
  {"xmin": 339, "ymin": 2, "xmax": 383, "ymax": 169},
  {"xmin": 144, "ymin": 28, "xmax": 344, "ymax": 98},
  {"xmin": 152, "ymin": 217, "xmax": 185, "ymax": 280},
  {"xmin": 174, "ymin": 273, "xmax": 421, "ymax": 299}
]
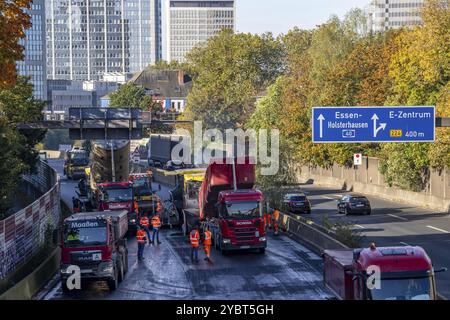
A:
[
  {"xmin": 0, "ymin": 161, "xmax": 60, "ymax": 280},
  {"xmin": 278, "ymin": 211, "xmax": 349, "ymax": 253}
]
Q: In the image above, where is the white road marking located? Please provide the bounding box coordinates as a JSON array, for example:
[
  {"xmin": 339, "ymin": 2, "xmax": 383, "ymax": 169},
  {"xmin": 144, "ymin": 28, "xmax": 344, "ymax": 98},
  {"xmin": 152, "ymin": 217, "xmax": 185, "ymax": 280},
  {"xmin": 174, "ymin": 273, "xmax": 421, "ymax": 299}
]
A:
[
  {"xmin": 387, "ymin": 214, "xmax": 408, "ymax": 221},
  {"xmin": 427, "ymin": 225, "xmax": 449, "ymax": 234},
  {"xmin": 354, "ymin": 224, "xmax": 365, "ymax": 229},
  {"xmin": 400, "ymin": 242, "xmax": 411, "ymax": 246},
  {"xmin": 322, "ymin": 196, "xmax": 337, "ymax": 200}
]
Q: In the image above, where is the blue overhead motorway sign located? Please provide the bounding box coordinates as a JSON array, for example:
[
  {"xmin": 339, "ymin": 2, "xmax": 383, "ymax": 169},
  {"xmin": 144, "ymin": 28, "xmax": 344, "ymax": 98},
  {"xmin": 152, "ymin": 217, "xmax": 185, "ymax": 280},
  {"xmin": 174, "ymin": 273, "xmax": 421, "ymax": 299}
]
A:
[{"xmin": 312, "ymin": 106, "xmax": 435, "ymax": 143}]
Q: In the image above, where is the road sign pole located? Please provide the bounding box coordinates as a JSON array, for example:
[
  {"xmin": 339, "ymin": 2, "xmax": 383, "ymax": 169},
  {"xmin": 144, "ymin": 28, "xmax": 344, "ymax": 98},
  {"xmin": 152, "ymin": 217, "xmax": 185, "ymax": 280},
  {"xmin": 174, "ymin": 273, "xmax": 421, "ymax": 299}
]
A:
[{"xmin": 436, "ymin": 118, "xmax": 450, "ymax": 128}]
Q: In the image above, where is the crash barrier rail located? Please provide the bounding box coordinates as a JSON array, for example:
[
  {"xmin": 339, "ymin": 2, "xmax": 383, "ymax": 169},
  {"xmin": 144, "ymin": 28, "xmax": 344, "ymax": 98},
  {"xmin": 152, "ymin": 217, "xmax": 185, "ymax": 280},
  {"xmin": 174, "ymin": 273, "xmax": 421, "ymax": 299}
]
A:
[
  {"xmin": 0, "ymin": 247, "xmax": 60, "ymax": 300},
  {"xmin": 0, "ymin": 160, "xmax": 60, "ymax": 281},
  {"xmin": 277, "ymin": 211, "xmax": 349, "ymax": 253}
]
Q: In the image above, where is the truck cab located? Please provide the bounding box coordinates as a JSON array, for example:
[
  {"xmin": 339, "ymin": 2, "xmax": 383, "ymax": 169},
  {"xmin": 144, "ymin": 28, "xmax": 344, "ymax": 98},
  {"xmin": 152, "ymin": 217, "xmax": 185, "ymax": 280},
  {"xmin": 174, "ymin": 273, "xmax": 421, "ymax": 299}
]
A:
[
  {"xmin": 95, "ymin": 182, "xmax": 136, "ymax": 228},
  {"xmin": 211, "ymin": 189, "xmax": 267, "ymax": 254},
  {"xmin": 64, "ymin": 147, "xmax": 89, "ymax": 180},
  {"xmin": 323, "ymin": 244, "xmax": 445, "ymax": 300},
  {"xmin": 129, "ymin": 173, "xmax": 160, "ymax": 217},
  {"xmin": 60, "ymin": 211, "xmax": 128, "ymax": 292}
]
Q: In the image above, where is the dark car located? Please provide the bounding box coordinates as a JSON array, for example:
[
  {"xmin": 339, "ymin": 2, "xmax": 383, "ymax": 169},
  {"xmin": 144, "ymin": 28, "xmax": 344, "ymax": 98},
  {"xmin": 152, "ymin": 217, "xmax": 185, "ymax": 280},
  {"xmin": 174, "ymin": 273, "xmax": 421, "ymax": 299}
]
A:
[
  {"xmin": 337, "ymin": 195, "xmax": 371, "ymax": 215},
  {"xmin": 282, "ymin": 193, "xmax": 312, "ymax": 214}
]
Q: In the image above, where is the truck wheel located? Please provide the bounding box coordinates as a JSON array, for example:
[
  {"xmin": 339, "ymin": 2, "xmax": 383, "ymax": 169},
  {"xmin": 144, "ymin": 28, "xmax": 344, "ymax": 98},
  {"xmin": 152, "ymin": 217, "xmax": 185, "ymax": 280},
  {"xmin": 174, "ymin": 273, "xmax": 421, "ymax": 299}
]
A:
[
  {"xmin": 123, "ymin": 251, "xmax": 129, "ymax": 274},
  {"xmin": 214, "ymin": 237, "xmax": 219, "ymax": 250},
  {"xmin": 118, "ymin": 261, "xmax": 124, "ymax": 283},
  {"xmin": 220, "ymin": 242, "xmax": 228, "ymax": 255},
  {"xmin": 107, "ymin": 268, "xmax": 119, "ymax": 291},
  {"xmin": 61, "ymin": 281, "xmax": 71, "ymax": 294},
  {"xmin": 258, "ymin": 248, "xmax": 266, "ymax": 254}
]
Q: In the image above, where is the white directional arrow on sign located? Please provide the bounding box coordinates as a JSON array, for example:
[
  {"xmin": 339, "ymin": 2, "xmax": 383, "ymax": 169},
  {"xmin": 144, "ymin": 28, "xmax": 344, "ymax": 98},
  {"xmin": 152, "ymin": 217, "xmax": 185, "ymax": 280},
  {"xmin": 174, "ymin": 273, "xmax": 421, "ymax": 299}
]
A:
[
  {"xmin": 317, "ymin": 114, "xmax": 325, "ymax": 138},
  {"xmin": 371, "ymin": 114, "xmax": 387, "ymax": 138}
]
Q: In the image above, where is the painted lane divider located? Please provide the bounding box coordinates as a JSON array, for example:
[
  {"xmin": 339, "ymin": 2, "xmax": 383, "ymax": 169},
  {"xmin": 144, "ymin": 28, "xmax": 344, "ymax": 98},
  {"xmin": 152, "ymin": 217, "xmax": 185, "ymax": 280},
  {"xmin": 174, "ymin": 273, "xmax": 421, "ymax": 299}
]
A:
[
  {"xmin": 427, "ymin": 225, "xmax": 449, "ymax": 234},
  {"xmin": 387, "ymin": 214, "xmax": 408, "ymax": 221}
]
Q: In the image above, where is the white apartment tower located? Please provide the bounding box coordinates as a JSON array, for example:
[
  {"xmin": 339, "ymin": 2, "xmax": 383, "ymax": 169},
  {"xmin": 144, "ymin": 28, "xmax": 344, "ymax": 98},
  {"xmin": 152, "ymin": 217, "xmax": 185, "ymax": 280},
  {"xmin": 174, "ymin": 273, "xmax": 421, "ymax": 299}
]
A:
[
  {"xmin": 368, "ymin": 0, "xmax": 425, "ymax": 32},
  {"xmin": 166, "ymin": 0, "xmax": 236, "ymax": 62}
]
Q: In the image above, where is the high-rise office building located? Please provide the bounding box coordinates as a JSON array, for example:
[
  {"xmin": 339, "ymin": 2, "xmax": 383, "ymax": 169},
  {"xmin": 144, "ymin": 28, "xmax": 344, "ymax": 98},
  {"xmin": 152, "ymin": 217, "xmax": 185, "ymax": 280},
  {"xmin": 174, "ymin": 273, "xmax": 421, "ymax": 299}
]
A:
[
  {"xmin": 46, "ymin": 0, "xmax": 162, "ymax": 82},
  {"xmin": 165, "ymin": 0, "xmax": 235, "ymax": 62},
  {"xmin": 17, "ymin": 0, "xmax": 48, "ymax": 100},
  {"xmin": 367, "ymin": 0, "xmax": 425, "ymax": 32}
]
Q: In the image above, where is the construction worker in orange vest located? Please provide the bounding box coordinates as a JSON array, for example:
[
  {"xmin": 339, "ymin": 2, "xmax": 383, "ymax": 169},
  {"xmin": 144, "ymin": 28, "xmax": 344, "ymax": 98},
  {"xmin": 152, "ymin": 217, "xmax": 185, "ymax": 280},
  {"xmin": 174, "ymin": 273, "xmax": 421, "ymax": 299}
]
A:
[
  {"xmin": 273, "ymin": 209, "xmax": 280, "ymax": 236},
  {"xmin": 156, "ymin": 200, "xmax": 162, "ymax": 213},
  {"xmin": 151, "ymin": 214, "xmax": 162, "ymax": 245},
  {"xmin": 140, "ymin": 213, "xmax": 152, "ymax": 245},
  {"xmin": 203, "ymin": 228, "xmax": 213, "ymax": 262},
  {"xmin": 136, "ymin": 226, "xmax": 147, "ymax": 261},
  {"xmin": 190, "ymin": 226, "xmax": 200, "ymax": 263}
]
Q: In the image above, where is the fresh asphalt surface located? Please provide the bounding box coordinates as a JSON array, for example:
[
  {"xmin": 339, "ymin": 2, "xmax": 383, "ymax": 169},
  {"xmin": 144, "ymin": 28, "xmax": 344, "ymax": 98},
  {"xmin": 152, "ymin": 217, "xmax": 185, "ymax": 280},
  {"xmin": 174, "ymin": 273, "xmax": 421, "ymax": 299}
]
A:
[
  {"xmin": 42, "ymin": 159, "xmax": 450, "ymax": 299},
  {"xmin": 297, "ymin": 184, "xmax": 450, "ymax": 298},
  {"xmin": 40, "ymin": 159, "xmax": 332, "ymax": 300}
]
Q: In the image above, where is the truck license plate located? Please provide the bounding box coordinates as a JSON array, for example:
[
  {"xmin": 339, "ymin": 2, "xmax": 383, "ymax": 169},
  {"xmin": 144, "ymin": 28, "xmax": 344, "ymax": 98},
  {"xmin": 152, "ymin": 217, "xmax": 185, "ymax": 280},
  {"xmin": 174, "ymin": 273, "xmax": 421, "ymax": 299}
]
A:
[
  {"xmin": 81, "ymin": 269, "xmax": 93, "ymax": 274},
  {"xmin": 240, "ymin": 246, "xmax": 250, "ymax": 249}
]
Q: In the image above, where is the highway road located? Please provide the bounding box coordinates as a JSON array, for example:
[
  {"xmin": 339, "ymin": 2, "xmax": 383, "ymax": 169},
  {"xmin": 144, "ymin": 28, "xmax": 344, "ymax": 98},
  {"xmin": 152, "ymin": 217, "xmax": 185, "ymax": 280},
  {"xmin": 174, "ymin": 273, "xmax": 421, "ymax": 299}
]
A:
[
  {"xmin": 42, "ymin": 158, "xmax": 450, "ymax": 299},
  {"xmin": 297, "ymin": 183, "xmax": 450, "ymax": 298},
  {"xmin": 39, "ymin": 159, "xmax": 333, "ymax": 300}
]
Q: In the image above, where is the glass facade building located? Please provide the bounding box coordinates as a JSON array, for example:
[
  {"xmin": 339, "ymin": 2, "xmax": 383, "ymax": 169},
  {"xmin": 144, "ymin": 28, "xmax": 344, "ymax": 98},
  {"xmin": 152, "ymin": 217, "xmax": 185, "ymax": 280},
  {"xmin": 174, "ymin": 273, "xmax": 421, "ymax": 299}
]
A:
[
  {"xmin": 46, "ymin": 0, "xmax": 162, "ymax": 81},
  {"xmin": 368, "ymin": 0, "xmax": 424, "ymax": 32},
  {"xmin": 166, "ymin": 0, "xmax": 235, "ymax": 62},
  {"xmin": 17, "ymin": 0, "xmax": 48, "ymax": 100}
]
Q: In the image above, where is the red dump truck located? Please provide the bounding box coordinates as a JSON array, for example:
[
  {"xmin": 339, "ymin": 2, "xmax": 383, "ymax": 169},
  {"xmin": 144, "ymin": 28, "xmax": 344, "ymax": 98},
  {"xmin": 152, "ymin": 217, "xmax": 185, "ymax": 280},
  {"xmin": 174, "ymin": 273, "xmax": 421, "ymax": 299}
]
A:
[
  {"xmin": 184, "ymin": 157, "xmax": 266, "ymax": 254},
  {"xmin": 60, "ymin": 210, "xmax": 129, "ymax": 292},
  {"xmin": 323, "ymin": 244, "xmax": 446, "ymax": 300}
]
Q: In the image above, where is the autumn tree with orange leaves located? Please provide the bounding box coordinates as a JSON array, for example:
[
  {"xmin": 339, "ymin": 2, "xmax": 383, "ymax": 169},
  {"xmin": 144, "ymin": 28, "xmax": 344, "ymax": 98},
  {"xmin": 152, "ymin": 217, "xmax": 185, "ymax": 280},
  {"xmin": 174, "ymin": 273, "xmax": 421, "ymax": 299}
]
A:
[{"xmin": 0, "ymin": 0, "xmax": 32, "ymax": 89}]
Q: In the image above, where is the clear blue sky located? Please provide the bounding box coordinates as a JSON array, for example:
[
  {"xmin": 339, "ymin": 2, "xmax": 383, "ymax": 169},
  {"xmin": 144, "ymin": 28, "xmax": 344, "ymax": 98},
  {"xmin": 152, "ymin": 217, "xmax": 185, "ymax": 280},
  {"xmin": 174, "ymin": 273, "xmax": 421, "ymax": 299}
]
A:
[{"xmin": 236, "ymin": 0, "xmax": 370, "ymax": 35}]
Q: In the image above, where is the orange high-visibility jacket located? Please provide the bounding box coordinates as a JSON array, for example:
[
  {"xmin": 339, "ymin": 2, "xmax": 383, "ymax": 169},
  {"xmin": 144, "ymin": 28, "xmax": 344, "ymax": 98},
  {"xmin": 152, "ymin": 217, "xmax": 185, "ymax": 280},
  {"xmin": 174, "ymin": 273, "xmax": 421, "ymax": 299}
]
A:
[
  {"xmin": 151, "ymin": 215, "xmax": 161, "ymax": 228},
  {"xmin": 137, "ymin": 230, "xmax": 146, "ymax": 243},
  {"xmin": 140, "ymin": 216, "xmax": 149, "ymax": 227},
  {"xmin": 190, "ymin": 230, "xmax": 200, "ymax": 248},
  {"xmin": 134, "ymin": 201, "xmax": 139, "ymax": 213},
  {"xmin": 204, "ymin": 230, "xmax": 212, "ymax": 246},
  {"xmin": 273, "ymin": 210, "xmax": 280, "ymax": 221}
]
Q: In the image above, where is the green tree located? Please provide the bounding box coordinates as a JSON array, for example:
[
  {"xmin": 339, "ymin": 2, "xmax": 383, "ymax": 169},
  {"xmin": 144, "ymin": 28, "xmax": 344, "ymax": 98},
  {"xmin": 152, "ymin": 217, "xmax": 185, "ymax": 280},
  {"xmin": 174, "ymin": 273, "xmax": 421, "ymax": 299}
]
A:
[
  {"xmin": 108, "ymin": 83, "xmax": 172, "ymax": 134},
  {"xmin": 184, "ymin": 29, "xmax": 285, "ymax": 130},
  {"xmin": 43, "ymin": 129, "xmax": 72, "ymax": 150},
  {"xmin": 0, "ymin": 77, "xmax": 46, "ymax": 214},
  {"xmin": 151, "ymin": 60, "xmax": 188, "ymax": 71},
  {"xmin": 109, "ymin": 83, "xmax": 161, "ymax": 111}
]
